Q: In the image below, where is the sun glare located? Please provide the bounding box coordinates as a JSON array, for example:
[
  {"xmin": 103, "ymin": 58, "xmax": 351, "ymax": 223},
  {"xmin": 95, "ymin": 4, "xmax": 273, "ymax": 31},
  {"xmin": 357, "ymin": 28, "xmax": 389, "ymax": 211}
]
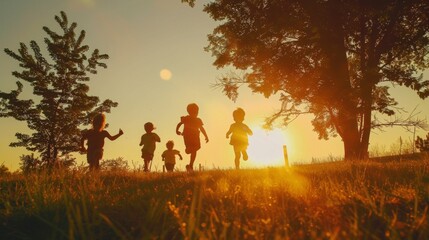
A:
[{"xmin": 247, "ymin": 127, "xmax": 289, "ymax": 167}]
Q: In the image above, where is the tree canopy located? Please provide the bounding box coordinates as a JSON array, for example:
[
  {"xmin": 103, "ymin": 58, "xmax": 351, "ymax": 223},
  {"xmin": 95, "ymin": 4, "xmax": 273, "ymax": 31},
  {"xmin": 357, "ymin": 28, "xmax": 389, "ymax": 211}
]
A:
[
  {"xmin": 0, "ymin": 11, "xmax": 117, "ymax": 167},
  {"xmin": 184, "ymin": 0, "xmax": 429, "ymax": 159}
]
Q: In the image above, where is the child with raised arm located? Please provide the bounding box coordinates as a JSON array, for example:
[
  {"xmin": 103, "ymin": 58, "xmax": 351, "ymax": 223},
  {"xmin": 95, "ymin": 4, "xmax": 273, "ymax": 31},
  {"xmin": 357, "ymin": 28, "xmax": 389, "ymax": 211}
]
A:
[
  {"xmin": 226, "ymin": 108, "xmax": 253, "ymax": 169},
  {"xmin": 139, "ymin": 122, "xmax": 161, "ymax": 172},
  {"xmin": 80, "ymin": 113, "xmax": 124, "ymax": 171},
  {"xmin": 176, "ymin": 103, "xmax": 209, "ymax": 172},
  {"xmin": 161, "ymin": 140, "xmax": 183, "ymax": 172}
]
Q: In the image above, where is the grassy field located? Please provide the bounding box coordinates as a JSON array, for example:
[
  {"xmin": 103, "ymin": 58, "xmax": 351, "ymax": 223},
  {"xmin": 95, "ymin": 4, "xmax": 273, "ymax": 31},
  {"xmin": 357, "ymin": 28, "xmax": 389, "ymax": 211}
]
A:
[{"xmin": 0, "ymin": 160, "xmax": 428, "ymax": 239}]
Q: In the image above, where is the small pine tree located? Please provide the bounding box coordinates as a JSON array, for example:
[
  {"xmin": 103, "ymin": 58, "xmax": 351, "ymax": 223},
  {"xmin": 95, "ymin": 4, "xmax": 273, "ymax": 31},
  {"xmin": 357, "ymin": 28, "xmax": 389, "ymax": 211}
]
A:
[{"xmin": 0, "ymin": 11, "xmax": 117, "ymax": 168}]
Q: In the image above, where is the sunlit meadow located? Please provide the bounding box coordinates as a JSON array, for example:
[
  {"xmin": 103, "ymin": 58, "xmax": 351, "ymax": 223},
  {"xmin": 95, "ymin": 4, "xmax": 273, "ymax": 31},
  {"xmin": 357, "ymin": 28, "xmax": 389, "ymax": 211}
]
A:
[{"xmin": 1, "ymin": 158, "xmax": 428, "ymax": 239}]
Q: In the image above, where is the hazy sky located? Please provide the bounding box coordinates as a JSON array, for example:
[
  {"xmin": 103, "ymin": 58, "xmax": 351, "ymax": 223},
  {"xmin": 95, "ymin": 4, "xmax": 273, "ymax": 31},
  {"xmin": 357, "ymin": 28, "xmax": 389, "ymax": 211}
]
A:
[{"xmin": 1, "ymin": 0, "xmax": 428, "ymax": 171}]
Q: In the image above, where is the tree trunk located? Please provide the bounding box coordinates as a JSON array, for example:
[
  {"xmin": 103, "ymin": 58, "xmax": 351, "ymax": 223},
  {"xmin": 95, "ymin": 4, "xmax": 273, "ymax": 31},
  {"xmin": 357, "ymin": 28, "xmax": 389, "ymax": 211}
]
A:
[
  {"xmin": 358, "ymin": 65, "xmax": 373, "ymax": 159},
  {"xmin": 341, "ymin": 115, "xmax": 362, "ymax": 161},
  {"xmin": 53, "ymin": 146, "xmax": 58, "ymax": 168},
  {"xmin": 359, "ymin": 78, "xmax": 373, "ymax": 159},
  {"xmin": 359, "ymin": 50, "xmax": 380, "ymax": 159},
  {"xmin": 311, "ymin": 0, "xmax": 361, "ymax": 160},
  {"xmin": 359, "ymin": 108, "xmax": 372, "ymax": 159},
  {"xmin": 47, "ymin": 142, "xmax": 51, "ymax": 165}
]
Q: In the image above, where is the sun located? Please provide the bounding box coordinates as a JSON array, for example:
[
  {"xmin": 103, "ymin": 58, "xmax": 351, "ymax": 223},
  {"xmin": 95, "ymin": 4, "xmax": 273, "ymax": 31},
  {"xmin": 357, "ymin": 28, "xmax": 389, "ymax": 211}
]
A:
[{"xmin": 247, "ymin": 127, "xmax": 290, "ymax": 167}]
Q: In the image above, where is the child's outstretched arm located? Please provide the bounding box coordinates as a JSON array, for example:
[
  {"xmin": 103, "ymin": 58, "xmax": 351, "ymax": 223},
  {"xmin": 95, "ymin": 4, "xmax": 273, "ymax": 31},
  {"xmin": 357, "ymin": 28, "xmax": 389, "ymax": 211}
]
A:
[
  {"xmin": 139, "ymin": 135, "xmax": 144, "ymax": 146},
  {"xmin": 107, "ymin": 128, "xmax": 124, "ymax": 141},
  {"xmin": 176, "ymin": 122, "xmax": 183, "ymax": 135},
  {"xmin": 226, "ymin": 125, "xmax": 232, "ymax": 138},
  {"xmin": 246, "ymin": 125, "xmax": 253, "ymax": 136},
  {"xmin": 200, "ymin": 126, "xmax": 209, "ymax": 143}
]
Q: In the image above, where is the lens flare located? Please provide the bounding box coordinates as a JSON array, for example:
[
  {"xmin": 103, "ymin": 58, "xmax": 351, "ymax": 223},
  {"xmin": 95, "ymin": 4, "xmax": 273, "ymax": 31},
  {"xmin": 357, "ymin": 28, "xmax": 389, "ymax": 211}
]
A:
[{"xmin": 160, "ymin": 69, "xmax": 172, "ymax": 80}]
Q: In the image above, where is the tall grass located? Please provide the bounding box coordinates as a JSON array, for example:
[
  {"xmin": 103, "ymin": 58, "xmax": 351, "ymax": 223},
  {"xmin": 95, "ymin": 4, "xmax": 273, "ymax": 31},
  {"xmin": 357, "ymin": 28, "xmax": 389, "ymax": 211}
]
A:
[{"xmin": 1, "ymin": 160, "xmax": 428, "ymax": 239}]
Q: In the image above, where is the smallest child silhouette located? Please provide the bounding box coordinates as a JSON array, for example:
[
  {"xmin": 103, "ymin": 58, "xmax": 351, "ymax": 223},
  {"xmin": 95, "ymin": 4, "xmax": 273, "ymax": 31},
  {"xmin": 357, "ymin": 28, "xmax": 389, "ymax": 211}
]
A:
[
  {"xmin": 139, "ymin": 122, "xmax": 161, "ymax": 172},
  {"xmin": 80, "ymin": 113, "xmax": 123, "ymax": 171},
  {"xmin": 226, "ymin": 108, "xmax": 253, "ymax": 169},
  {"xmin": 161, "ymin": 140, "xmax": 183, "ymax": 172}
]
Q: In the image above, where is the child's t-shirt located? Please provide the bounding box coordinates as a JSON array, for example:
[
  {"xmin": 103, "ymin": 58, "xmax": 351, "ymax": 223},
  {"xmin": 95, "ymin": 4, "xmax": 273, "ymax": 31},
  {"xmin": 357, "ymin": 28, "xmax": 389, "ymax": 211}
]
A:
[
  {"xmin": 181, "ymin": 115, "xmax": 203, "ymax": 138},
  {"xmin": 162, "ymin": 149, "xmax": 181, "ymax": 164},
  {"xmin": 228, "ymin": 122, "xmax": 252, "ymax": 146},
  {"xmin": 140, "ymin": 132, "xmax": 161, "ymax": 154},
  {"xmin": 83, "ymin": 129, "xmax": 109, "ymax": 151}
]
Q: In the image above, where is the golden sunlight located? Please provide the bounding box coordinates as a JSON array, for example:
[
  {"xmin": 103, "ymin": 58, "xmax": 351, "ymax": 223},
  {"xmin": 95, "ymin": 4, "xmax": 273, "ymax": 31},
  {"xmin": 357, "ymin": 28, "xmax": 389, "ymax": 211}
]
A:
[
  {"xmin": 247, "ymin": 127, "xmax": 289, "ymax": 167},
  {"xmin": 160, "ymin": 69, "xmax": 172, "ymax": 80}
]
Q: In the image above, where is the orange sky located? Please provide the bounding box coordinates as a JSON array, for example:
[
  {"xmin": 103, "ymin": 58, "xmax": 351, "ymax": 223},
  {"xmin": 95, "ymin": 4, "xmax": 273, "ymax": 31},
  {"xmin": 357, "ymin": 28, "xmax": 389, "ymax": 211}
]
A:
[{"xmin": 1, "ymin": 0, "xmax": 428, "ymax": 171}]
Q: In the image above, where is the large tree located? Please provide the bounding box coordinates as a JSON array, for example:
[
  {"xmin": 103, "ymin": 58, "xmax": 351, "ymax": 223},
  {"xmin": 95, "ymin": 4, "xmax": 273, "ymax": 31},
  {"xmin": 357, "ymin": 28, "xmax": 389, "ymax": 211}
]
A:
[
  {"xmin": 0, "ymin": 11, "xmax": 117, "ymax": 167},
  {"xmin": 184, "ymin": 0, "xmax": 429, "ymax": 159}
]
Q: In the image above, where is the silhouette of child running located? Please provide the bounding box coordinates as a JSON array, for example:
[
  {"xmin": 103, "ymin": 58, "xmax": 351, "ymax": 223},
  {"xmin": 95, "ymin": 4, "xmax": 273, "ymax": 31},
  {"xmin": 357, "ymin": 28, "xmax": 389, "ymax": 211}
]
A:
[
  {"xmin": 226, "ymin": 108, "xmax": 253, "ymax": 169},
  {"xmin": 176, "ymin": 103, "xmax": 209, "ymax": 172},
  {"xmin": 139, "ymin": 122, "xmax": 161, "ymax": 172},
  {"xmin": 161, "ymin": 140, "xmax": 183, "ymax": 172},
  {"xmin": 80, "ymin": 113, "xmax": 123, "ymax": 171}
]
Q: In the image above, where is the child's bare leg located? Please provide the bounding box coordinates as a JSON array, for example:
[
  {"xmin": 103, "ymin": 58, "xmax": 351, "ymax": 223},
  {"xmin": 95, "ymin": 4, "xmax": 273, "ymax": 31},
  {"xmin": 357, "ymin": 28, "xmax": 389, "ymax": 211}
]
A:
[
  {"xmin": 233, "ymin": 146, "xmax": 241, "ymax": 169},
  {"xmin": 144, "ymin": 159, "xmax": 149, "ymax": 172},
  {"xmin": 187, "ymin": 152, "xmax": 196, "ymax": 171},
  {"xmin": 234, "ymin": 150, "xmax": 241, "ymax": 169},
  {"xmin": 242, "ymin": 149, "xmax": 248, "ymax": 161}
]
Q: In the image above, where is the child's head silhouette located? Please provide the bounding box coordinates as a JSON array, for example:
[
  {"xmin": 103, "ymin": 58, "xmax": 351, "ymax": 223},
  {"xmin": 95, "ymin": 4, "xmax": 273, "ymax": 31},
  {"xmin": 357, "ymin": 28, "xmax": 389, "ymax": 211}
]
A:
[
  {"xmin": 93, "ymin": 113, "xmax": 106, "ymax": 131},
  {"xmin": 187, "ymin": 103, "xmax": 199, "ymax": 117},
  {"xmin": 166, "ymin": 140, "xmax": 174, "ymax": 150},
  {"xmin": 233, "ymin": 108, "xmax": 245, "ymax": 123},
  {"xmin": 144, "ymin": 122, "xmax": 155, "ymax": 133}
]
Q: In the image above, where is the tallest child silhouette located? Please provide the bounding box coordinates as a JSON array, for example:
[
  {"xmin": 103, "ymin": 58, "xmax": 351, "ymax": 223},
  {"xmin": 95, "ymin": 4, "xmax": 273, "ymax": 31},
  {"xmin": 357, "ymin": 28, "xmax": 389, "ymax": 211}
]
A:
[{"xmin": 176, "ymin": 103, "xmax": 209, "ymax": 172}]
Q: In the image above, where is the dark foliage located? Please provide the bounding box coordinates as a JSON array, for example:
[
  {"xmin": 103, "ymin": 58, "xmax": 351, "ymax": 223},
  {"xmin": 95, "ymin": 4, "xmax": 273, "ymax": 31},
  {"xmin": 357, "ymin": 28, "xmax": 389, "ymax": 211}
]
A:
[
  {"xmin": 416, "ymin": 133, "xmax": 429, "ymax": 152},
  {"xmin": 196, "ymin": 0, "xmax": 429, "ymax": 159}
]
